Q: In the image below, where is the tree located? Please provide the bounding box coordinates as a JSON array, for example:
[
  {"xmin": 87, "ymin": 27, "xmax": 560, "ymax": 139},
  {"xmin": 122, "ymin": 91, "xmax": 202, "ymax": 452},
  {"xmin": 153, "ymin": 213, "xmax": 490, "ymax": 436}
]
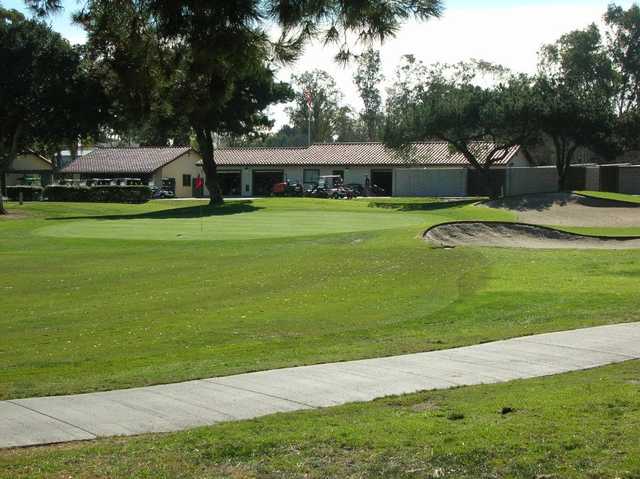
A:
[
  {"xmin": 287, "ymin": 70, "xmax": 343, "ymax": 144},
  {"xmin": 605, "ymin": 3, "xmax": 640, "ymax": 150},
  {"xmin": 354, "ymin": 48, "xmax": 384, "ymax": 141},
  {"xmin": 0, "ymin": 7, "xmax": 105, "ymax": 214},
  {"xmin": 536, "ymin": 24, "xmax": 620, "ymax": 189},
  {"xmin": 29, "ymin": 0, "xmax": 443, "ymax": 204},
  {"xmin": 286, "ymin": 70, "xmax": 366, "ymax": 144},
  {"xmin": 385, "ymin": 57, "xmax": 539, "ymax": 197}
]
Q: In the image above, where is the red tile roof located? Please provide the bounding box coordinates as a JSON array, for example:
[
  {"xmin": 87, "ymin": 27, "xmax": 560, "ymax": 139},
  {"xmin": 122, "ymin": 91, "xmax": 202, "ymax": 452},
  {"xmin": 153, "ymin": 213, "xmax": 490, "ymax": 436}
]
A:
[
  {"xmin": 59, "ymin": 142, "xmax": 521, "ymax": 174},
  {"xmin": 216, "ymin": 142, "xmax": 521, "ymax": 167},
  {"xmin": 215, "ymin": 147, "xmax": 307, "ymax": 166},
  {"xmin": 60, "ymin": 147, "xmax": 192, "ymax": 174}
]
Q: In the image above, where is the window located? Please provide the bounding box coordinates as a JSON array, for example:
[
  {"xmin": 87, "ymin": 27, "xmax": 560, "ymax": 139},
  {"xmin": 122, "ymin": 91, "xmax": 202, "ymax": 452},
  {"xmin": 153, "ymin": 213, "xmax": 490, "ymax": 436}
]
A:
[
  {"xmin": 182, "ymin": 174, "xmax": 191, "ymax": 187},
  {"xmin": 303, "ymin": 169, "xmax": 320, "ymax": 185},
  {"xmin": 332, "ymin": 170, "xmax": 344, "ymax": 180}
]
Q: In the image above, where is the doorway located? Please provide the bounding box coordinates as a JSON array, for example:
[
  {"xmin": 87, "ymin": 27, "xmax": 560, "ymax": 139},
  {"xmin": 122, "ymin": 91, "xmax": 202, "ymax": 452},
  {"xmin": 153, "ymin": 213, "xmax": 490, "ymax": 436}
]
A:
[
  {"xmin": 218, "ymin": 171, "xmax": 242, "ymax": 196},
  {"xmin": 252, "ymin": 170, "xmax": 284, "ymax": 196},
  {"xmin": 371, "ymin": 169, "xmax": 393, "ymax": 196}
]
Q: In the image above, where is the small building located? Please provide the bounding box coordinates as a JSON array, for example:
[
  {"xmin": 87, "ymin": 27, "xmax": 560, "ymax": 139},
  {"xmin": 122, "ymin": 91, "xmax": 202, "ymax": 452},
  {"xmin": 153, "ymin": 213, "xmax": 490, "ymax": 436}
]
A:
[
  {"xmin": 57, "ymin": 142, "xmax": 532, "ymax": 198},
  {"xmin": 2, "ymin": 152, "xmax": 53, "ymax": 195},
  {"xmin": 59, "ymin": 147, "xmax": 205, "ymax": 198}
]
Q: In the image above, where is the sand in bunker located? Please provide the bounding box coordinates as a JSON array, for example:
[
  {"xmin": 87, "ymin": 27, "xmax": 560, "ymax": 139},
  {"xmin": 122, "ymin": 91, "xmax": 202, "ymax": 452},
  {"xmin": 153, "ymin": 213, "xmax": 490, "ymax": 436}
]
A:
[
  {"xmin": 425, "ymin": 222, "xmax": 640, "ymax": 249},
  {"xmin": 482, "ymin": 192, "xmax": 640, "ymax": 227}
]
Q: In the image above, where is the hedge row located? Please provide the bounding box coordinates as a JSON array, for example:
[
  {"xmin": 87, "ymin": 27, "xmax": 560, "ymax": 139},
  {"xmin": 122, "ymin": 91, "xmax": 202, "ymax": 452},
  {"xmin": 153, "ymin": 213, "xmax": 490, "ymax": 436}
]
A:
[
  {"xmin": 43, "ymin": 185, "xmax": 152, "ymax": 203},
  {"xmin": 6, "ymin": 186, "xmax": 43, "ymax": 201}
]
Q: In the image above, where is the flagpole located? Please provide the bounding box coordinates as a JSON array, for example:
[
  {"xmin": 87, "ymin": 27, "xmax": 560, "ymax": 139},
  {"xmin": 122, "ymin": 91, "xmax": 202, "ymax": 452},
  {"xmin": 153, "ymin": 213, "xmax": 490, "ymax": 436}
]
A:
[{"xmin": 308, "ymin": 107, "xmax": 311, "ymax": 146}]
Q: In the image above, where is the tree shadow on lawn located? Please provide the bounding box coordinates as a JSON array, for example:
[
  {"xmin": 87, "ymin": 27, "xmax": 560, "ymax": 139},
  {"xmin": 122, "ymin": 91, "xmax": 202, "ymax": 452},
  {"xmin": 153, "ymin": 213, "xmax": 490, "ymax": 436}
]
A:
[
  {"xmin": 369, "ymin": 199, "xmax": 481, "ymax": 211},
  {"xmin": 45, "ymin": 201, "xmax": 263, "ymax": 221},
  {"xmin": 487, "ymin": 193, "xmax": 640, "ymax": 212}
]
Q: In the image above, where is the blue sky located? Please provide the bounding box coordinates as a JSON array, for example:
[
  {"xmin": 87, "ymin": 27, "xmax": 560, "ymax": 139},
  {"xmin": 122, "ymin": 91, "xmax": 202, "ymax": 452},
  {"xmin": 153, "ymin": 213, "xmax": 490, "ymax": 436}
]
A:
[{"xmin": 3, "ymin": 0, "xmax": 636, "ymax": 127}]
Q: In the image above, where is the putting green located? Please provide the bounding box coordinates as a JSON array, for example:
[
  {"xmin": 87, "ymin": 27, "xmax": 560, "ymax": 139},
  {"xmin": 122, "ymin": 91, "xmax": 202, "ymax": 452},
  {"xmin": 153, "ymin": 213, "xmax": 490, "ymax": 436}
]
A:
[{"xmin": 36, "ymin": 208, "xmax": 433, "ymax": 241}]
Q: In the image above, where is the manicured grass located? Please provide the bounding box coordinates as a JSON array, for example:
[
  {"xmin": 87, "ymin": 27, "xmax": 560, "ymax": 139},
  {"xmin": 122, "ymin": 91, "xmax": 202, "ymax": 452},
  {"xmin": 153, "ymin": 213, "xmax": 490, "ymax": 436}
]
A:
[
  {"xmin": 2, "ymin": 198, "xmax": 640, "ymax": 400},
  {"xmin": 2, "ymin": 360, "xmax": 639, "ymax": 478},
  {"xmin": 577, "ymin": 190, "xmax": 640, "ymax": 204}
]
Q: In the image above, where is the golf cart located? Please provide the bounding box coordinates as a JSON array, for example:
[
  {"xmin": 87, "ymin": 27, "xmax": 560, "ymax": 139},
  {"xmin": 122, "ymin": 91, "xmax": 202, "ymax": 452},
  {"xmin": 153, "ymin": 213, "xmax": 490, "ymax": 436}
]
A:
[{"xmin": 305, "ymin": 175, "xmax": 354, "ymax": 199}]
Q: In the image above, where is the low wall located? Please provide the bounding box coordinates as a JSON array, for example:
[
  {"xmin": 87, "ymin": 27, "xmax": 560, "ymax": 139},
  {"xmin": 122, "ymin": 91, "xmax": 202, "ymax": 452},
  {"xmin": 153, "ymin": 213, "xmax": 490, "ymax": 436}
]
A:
[
  {"xmin": 618, "ymin": 166, "xmax": 640, "ymax": 194},
  {"xmin": 394, "ymin": 168, "xmax": 467, "ymax": 197},
  {"xmin": 505, "ymin": 166, "xmax": 558, "ymax": 196}
]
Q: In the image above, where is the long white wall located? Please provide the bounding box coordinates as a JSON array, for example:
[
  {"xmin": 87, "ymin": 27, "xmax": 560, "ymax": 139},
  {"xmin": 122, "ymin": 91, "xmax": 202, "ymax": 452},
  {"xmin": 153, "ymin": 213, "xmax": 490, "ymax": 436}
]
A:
[
  {"xmin": 618, "ymin": 166, "xmax": 640, "ymax": 194},
  {"xmin": 394, "ymin": 168, "xmax": 467, "ymax": 197},
  {"xmin": 505, "ymin": 166, "xmax": 558, "ymax": 196}
]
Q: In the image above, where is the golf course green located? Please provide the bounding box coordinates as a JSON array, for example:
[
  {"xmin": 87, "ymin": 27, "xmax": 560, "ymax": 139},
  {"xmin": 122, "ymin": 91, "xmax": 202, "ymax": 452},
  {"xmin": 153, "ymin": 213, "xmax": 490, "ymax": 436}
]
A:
[{"xmin": 2, "ymin": 197, "xmax": 639, "ymax": 402}]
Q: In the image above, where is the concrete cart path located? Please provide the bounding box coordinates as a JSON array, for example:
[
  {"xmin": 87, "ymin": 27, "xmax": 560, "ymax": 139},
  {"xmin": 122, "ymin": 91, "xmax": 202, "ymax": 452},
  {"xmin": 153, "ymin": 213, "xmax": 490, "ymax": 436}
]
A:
[{"xmin": 2, "ymin": 322, "xmax": 640, "ymax": 449}]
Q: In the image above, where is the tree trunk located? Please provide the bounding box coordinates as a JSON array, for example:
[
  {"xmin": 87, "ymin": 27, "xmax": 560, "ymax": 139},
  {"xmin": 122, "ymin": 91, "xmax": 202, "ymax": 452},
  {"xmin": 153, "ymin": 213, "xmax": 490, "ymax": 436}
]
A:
[
  {"xmin": 0, "ymin": 186, "xmax": 6, "ymax": 215},
  {"xmin": 196, "ymin": 128, "xmax": 224, "ymax": 205}
]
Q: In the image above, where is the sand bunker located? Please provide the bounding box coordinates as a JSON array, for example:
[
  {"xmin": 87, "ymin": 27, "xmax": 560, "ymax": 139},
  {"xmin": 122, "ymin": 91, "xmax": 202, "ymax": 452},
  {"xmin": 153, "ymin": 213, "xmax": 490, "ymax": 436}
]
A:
[
  {"xmin": 424, "ymin": 222, "xmax": 640, "ymax": 249},
  {"xmin": 483, "ymin": 193, "xmax": 640, "ymax": 227}
]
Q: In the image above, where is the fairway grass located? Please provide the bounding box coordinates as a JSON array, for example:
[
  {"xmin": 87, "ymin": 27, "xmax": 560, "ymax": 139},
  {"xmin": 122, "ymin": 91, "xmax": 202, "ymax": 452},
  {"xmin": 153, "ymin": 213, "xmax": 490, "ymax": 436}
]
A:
[
  {"xmin": 2, "ymin": 199, "xmax": 640, "ymax": 401},
  {"xmin": 577, "ymin": 190, "xmax": 640, "ymax": 204},
  {"xmin": 2, "ymin": 360, "xmax": 639, "ymax": 478}
]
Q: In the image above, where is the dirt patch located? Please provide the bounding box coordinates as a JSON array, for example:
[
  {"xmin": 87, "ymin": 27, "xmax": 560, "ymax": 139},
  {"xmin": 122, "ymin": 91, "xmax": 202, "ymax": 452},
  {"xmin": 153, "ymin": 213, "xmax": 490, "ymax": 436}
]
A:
[
  {"xmin": 0, "ymin": 212, "xmax": 29, "ymax": 220},
  {"xmin": 482, "ymin": 193, "xmax": 640, "ymax": 227},
  {"xmin": 424, "ymin": 222, "xmax": 640, "ymax": 249}
]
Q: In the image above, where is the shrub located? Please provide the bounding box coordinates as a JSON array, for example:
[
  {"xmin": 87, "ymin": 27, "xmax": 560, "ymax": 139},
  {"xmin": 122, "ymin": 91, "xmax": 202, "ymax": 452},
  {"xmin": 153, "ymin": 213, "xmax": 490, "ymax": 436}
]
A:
[
  {"xmin": 6, "ymin": 185, "xmax": 43, "ymax": 201},
  {"xmin": 44, "ymin": 185, "xmax": 151, "ymax": 203},
  {"xmin": 43, "ymin": 185, "xmax": 90, "ymax": 202}
]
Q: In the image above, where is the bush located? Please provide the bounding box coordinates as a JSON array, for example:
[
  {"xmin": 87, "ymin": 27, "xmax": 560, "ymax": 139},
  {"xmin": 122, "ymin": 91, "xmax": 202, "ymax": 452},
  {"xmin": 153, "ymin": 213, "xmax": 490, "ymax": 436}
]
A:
[
  {"xmin": 6, "ymin": 185, "xmax": 43, "ymax": 201},
  {"xmin": 43, "ymin": 185, "xmax": 90, "ymax": 202},
  {"xmin": 44, "ymin": 185, "xmax": 151, "ymax": 203}
]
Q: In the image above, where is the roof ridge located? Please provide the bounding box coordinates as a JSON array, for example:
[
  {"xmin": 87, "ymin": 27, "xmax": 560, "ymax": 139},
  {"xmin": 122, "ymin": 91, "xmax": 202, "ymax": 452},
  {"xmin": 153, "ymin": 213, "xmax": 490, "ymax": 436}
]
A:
[{"xmin": 219, "ymin": 146, "xmax": 308, "ymax": 150}]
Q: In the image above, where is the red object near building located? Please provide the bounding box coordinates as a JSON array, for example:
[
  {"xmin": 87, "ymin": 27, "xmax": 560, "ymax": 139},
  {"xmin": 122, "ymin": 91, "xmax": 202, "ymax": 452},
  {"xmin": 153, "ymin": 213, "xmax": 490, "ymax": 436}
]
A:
[{"xmin": 272, "ymin": 182, "xmax": 287, "ymax": 194}]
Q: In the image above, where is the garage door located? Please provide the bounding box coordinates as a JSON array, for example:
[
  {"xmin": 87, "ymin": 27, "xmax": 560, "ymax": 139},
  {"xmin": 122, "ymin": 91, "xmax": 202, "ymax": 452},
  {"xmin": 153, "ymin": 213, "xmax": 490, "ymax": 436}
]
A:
[
  {"xmin": 252, "ymin": 170, "xmax": 284, "ymax": 196},
  {"xmin": 219, "ymin": 171, "xmax": 242, "ymax": 196},
  {"xmin": 395, "ymin": 169, "xmax": 467, "ymax": 197}
]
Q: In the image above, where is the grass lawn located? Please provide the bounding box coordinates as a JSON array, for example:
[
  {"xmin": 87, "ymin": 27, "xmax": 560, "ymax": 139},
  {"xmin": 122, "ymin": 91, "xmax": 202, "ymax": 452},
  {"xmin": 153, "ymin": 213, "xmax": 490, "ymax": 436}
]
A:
[
  {"xmin": 577, "ymin": 190, "xmax": 640, "ymax": 204},
  {"xmin": 1, "ymin": 198, "xmax": 640, "ymax": 400},
  {"xmin": 2, "ymin": 360, "xmax": 639, "ymax": 478}
]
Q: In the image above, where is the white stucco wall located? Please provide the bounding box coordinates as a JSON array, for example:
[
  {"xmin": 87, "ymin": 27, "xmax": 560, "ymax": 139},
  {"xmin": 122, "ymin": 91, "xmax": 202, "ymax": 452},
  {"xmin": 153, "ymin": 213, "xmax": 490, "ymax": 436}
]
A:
[
  {"xmin": 158, "ymin": 150, "xmax": 205, "ymax": 198},
  {"xmin": 394, "ymin": 168, "xmax": 467, "ymax": 197},
  {"xmin": 10, "ymin": 153, "xmax": 52, "ymax": 171},
  {"xmin": 505, "ymin": 166, "xmax": 558, "ymax": 196},
  {"xmin": 584, "ymin": 166, "xmax": 600, "ymax": 191},
  {"xmin": 618, "ymin": 166, "xmax": 640, "ymax": 194}
]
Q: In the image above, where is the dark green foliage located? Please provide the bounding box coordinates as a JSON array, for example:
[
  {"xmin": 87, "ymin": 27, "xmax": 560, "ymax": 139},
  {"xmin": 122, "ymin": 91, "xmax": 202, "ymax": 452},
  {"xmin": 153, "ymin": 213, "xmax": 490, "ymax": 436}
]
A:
[
  {"xmin": 0, "ymin": 7, "xmax": 107, "ymax": 213},
  {"xmin": 43, "ymin": 185, "xmax": 151, "ymax": 203},
  {"xmin": 37, "ymin": 0, "xmax": 442, "ymax": 204},
  {"xmin": 5, "ymin": 185, "xmax": 43, "ymax": 201}
]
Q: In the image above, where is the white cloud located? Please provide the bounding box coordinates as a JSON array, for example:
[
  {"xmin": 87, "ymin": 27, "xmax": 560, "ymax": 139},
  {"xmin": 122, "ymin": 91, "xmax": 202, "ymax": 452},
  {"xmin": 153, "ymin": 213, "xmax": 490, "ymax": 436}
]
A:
[{"xmin": 270, "ymin": 1, "xmax": 635, "ymax": 130}]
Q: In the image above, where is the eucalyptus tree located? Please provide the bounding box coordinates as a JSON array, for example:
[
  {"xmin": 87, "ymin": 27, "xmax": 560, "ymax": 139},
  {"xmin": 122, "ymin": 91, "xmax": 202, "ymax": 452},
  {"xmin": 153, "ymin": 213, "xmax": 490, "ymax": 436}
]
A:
[
  {"xmin": 354, "ymin": 48, "xmax": 384, "ymax": 141},
  {"xmin": 536, "ymin": 24, "xmax": 620, "ymax": 189},
  {"xmin": 28, "ymin": 0, "xmax": 443, "ymax": 204},
  {"xmin": 605, "ymin": 4, "xmax": 640, "ymax": 150}
]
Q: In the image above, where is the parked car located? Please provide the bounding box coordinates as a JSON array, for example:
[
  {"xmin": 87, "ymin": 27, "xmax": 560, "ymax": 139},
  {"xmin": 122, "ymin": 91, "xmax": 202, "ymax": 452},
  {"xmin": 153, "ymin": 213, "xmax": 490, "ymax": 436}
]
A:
[{"xmin": 151, "ymin": 186, "xmax": 175, "ymax": 199}]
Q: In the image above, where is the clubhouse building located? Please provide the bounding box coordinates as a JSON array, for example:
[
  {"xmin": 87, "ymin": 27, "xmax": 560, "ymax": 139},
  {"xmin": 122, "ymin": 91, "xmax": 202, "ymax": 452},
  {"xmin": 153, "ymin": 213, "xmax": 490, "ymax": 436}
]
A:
[{"xmin": 58, "ymin": 142, "xmax": 532, "ymax": 198}]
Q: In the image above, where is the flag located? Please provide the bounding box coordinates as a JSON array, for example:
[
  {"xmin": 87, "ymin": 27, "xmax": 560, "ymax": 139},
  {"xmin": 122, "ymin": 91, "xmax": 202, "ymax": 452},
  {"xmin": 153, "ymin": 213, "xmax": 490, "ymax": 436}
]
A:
[{"xmin": 303, "ymin": 89, "xmax": 313, "ymax": 110}]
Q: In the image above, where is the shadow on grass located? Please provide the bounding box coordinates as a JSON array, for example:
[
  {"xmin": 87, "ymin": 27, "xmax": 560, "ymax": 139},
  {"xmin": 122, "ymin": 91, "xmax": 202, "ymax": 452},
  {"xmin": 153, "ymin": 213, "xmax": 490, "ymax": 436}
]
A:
[
  {"xmin": 46, "ymin": 201, "xmax": 262, "ymax": 221},
  {"xmin": 484, "ymin": 192, "xmax": 640, "ymax": 212},
  {"xmin": 369, "ymin": 199, "xmax": 480, "ymax": 211}
]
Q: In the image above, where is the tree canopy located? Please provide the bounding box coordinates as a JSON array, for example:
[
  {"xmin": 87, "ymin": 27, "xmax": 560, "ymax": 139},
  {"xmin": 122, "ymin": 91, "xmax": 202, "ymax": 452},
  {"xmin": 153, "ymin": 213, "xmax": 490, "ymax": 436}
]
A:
[
  {"xmin": 0, "ymin": 7, "xmax": 106, "ymax": 213},
  {"xmin": 27, "ymin": 0, "xmax": 443, "ymax": 204}
]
